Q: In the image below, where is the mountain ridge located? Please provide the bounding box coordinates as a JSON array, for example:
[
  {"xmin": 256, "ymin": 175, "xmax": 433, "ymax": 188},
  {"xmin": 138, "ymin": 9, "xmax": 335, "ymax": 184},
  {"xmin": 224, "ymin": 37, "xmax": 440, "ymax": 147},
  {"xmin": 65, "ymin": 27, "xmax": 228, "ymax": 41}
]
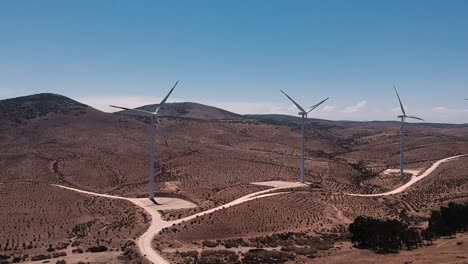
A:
[{"xmin": 2, "ymin": 93, "xmax": 468, "ymax": 128}]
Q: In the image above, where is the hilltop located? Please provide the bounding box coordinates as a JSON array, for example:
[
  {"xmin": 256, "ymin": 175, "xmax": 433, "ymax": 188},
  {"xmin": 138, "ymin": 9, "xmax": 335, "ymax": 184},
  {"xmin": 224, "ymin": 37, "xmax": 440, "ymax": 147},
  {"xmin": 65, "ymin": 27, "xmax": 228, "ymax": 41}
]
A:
[{"xmin": 0, "ymin": 93, "xmax": 88, "ymax": 123}]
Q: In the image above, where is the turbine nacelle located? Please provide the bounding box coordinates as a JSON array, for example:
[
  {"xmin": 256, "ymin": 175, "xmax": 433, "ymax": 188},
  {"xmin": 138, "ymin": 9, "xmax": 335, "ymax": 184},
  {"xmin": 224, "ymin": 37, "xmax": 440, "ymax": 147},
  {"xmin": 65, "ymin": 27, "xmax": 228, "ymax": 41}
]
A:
[{"xmin": 393, "ymin": 86, "xmax": 424, "ymax": 121}]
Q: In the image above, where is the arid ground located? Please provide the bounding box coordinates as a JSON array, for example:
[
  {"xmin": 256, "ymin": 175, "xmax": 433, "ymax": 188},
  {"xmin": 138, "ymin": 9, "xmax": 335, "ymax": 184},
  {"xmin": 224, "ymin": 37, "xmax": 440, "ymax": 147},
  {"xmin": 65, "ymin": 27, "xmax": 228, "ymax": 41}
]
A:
[{"xmin": 1, "ymin": 93, "xmax": 467, "ymax": 263}]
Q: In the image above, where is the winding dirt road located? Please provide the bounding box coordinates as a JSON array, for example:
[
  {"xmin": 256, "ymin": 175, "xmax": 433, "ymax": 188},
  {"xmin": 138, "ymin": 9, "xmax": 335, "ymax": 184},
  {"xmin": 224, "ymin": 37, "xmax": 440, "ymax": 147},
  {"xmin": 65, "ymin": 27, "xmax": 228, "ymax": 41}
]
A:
[
  {"xmin": 52, "ymin": 184, "xmax": 196, "ymax": 264},
  {"xmin": 52, "ymin": 181, "xmax": 306, "ymax": 264},
  {"xmin": 51, "ymin": 154, "xmax": 467, "ymax": 263},
  {"xmin": 346, "ymin": 154, "xmax": 468, "ymax": 197}
]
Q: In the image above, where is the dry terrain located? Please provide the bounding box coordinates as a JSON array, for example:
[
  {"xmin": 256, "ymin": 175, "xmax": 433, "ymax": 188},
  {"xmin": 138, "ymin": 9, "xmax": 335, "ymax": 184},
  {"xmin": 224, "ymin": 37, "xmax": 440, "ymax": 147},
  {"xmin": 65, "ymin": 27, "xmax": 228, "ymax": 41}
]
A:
[
  {"xmin": 1, "ymin": 93, "xmax": 468, "ymax": 263},
  {"xmin": 0, "ymin": 182, "xmax": 148, "ymax": 263},
  {"xmin": 308, "ymin": 232, "xmax": 468, "ymax": 264}
]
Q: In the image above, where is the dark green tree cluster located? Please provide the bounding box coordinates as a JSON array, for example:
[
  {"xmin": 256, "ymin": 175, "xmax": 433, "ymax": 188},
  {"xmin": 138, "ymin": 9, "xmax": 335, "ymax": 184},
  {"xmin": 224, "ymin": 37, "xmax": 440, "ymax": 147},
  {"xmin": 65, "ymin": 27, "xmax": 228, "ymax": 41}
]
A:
[
  {"xmin": 349, "ymin": 216, "xmax": 422, "ymax": 252},
  {"xmin": 350, "ymin": 202, "xmax": 468, "ymax": 253},
  {"xmin": 426, "ymin": 202, "xmax": 468, "ymax": 237}
]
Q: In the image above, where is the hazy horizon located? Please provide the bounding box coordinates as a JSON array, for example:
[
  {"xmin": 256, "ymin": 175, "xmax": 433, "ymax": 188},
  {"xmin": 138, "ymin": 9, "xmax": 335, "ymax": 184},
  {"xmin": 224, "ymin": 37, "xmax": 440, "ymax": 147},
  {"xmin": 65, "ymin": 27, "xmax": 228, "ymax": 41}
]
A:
[{"xmin": 2, "ymin": 91, "xmax": 468, "ymax": 125}]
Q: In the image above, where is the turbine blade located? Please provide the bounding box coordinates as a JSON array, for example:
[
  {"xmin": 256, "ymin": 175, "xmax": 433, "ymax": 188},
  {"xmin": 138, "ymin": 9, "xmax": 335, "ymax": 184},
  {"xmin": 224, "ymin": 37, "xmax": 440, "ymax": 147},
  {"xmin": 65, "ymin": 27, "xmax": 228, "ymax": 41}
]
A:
[
  {"xmin": 155, "ymin": 80, "xmax": 179, "ymax": 114},
  {"xmin": 393, "ymin": 85, "xmax": 406, "ymax": 116},
  {"xmin": 109, "ymin": 105, "xmax": 153, "ymax": 115},
  {"xmin": 407, "ymin": 115, "xmax": 424, "ymax": 121},
  {"xmin": 280, "ymin": 90, "xmax": 305, "ymax": 112},
  {"xmin": 109, "ymin": 105, "xmax": 131, "ymax": 111},
  {"xmin": 307, "ymin": 97, "xmax": 330, "ymax": 113}
]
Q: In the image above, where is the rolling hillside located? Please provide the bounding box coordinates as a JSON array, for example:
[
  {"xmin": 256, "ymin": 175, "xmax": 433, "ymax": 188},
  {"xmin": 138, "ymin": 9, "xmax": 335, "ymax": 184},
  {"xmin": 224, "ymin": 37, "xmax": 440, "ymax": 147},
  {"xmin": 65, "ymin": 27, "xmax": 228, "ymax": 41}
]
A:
[{"xmin": 1, "ymin": 93, "xmax": 468, "ymax": 263}]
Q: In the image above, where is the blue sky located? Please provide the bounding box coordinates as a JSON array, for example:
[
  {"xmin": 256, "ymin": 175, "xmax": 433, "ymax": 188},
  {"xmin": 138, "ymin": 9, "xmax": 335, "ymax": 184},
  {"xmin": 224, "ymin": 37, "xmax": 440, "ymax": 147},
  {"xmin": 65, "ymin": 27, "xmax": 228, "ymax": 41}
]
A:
[{"xmin": 1, "ymin": 1, "xmax": 467, "ymax": 123}]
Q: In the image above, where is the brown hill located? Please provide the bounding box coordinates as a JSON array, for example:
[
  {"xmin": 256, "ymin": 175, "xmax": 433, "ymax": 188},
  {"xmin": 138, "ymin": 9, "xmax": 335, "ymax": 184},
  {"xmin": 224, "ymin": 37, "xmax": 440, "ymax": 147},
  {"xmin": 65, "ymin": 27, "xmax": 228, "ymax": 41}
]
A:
[
  {"xmin": 116, "ymin": 102, "xmax": 242, "ymax": 120},
  {"xmin": 0, "ymin": 93, "xmax": 87, "ymax": 125},
  {"xmin": 1, "ymin": 93, "xmax": 468, "ymax": 261},
  {"xmin": 1, "ymin": 93, "xmax": 468, "ymax": 199}
]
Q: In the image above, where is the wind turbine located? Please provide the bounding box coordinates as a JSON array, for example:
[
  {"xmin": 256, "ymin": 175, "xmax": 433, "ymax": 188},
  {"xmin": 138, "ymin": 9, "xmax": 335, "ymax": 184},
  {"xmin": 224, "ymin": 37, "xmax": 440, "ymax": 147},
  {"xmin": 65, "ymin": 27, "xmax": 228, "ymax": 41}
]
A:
[
  {"xmin": 393, "ymin": 86, "xmax": 424, "ymax": 177},
  {"xmin": 280, "ymin": 90, "xmax": 329, "ymax": 183},
  {"xmin": 110, "ymin": 81, "xmax": 178, "ymax": 204}
]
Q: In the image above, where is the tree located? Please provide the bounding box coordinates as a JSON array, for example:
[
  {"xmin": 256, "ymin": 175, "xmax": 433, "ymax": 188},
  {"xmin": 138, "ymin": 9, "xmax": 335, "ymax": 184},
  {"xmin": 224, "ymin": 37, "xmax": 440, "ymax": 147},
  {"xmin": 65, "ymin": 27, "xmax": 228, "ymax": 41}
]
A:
[{"xmin": 349, "ymin": 216, "xmax": 421, "ymax": 253}]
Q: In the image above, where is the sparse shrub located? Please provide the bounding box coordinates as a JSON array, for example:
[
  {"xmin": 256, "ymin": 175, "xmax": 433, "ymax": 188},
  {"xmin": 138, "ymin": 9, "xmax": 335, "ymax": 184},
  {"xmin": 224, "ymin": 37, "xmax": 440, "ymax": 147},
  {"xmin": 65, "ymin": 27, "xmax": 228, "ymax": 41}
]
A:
[
  {"xmin": 71, "ymin": 241, "xmax": 80, "ymax": 247},
  {"xmin": 88, "ymin": 245, "xmax": 108, "ymax": 253},
  {"xmin": 31, "ymin": 254, "xmax": 51, "ymax": 261},
  {"xmin": 201, "ymin": 250, "xmax": 236, "ymax": 257},
  {"xmin": 292, "ymin": 246, "xmax": 317, "ymax": 256},
  {"xmin": 224, "ymin": 239, "xmax": 240, "ymax": 248},
  {"xmin": 239, "ymin": 239, "xmax": 250, "ymax": 247},
  {"xmin": 179, "ymin": 250, "xmax": 198, "ymax": 258},
  {"xmin": 56, "ymin": 242, "xmax": 69, "ymax": 250},
  {"xmin": 243, "ymin": 249, "xmax": 294, "ymax": 264},
  {"xmin": 202, "ymin": 240, "xmax": 218, "ymax": 248},
  {"xmin": 315, "ymin": 243, "xmax": 333, "ymax": 251},
  {"xmin": 200, "ymin": 250, "xmax": 239, "ymax": 263},
  {"xmin": 52, "ymin": 252, "xmax": 67, "ymax": 258},
  {"xmin": 72, "ymin": 248, "xmax": 83, "ymax": 254},
  {"xmin": 280, "ymin": 246, "xmax": 293, "ymax": 252}
]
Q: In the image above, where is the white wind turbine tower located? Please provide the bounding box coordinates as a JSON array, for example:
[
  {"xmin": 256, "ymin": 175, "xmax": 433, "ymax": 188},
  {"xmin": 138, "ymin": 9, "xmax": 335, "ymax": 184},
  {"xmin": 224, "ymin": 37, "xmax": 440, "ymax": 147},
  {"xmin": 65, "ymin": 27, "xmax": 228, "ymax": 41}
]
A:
[
  {"xmin": 280, "ymin": 90, "xmax": 329, "ymax": 183},
  {"xmin": 393, "ymin": 86, "xmax": 424, "ymax": 177},
  {"xmin": 110, "ymin": 81, "xmax": 178, "ymax": 204}
]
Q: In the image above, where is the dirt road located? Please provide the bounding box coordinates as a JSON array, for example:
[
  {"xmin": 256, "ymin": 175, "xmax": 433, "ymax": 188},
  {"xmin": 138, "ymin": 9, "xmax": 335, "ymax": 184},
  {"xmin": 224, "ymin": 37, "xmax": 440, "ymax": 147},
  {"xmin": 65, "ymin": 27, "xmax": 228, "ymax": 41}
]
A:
[
  {"xmin": 346, "ymin": 154, "xmax": 468, "ymax": 197},
  {"xmin": 52, "ymin": 181, "xmax": 306, "ymax": 264}
]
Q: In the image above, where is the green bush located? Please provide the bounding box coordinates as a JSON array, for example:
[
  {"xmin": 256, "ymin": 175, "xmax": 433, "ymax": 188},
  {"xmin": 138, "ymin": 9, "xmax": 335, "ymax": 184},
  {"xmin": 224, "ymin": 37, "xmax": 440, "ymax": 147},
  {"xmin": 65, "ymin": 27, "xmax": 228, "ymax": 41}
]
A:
[
  {"xmin": 224, "ymin": 239, "xmax": 240, "ymax": 248},
  {"xmin": 316, "ymin": 243, "xmax": 333, "ymax": 250},
  {"xmin": 179, "ymin": 250, "xmax": 198, "ymax": 258},
  {"xmin": 292, "ymin": 246, "xmax": 317, "ymax": 256},
  {"xmin": 31, "ymin": 254, "xmax": 51, "ymax": 261},
  {"xmin": 243, "ymin": 249, "xmax": 294, "ymax": 264},
  {"xmin": 202, "ymin": 240, "xmax": 218, "ymax": 248},
  {"xmin": 200, "ymin": 250, "xmax": 239, "ymax": 264},
  {"xmin": 201, "ymin": 250, "xmax": 236, "ymax": 257},
  {"xmin": 87, "ymin": 245, "xmax": 108, "ymax": 253},
  {"xmin": 280, "ymin": 246, "xmax": 293, "ymax": 252}
]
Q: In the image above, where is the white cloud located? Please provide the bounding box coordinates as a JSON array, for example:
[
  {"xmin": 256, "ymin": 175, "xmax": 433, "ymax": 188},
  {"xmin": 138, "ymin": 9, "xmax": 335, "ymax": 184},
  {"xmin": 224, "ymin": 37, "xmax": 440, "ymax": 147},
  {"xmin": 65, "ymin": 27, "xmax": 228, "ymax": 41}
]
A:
[
  {"xmin": 342, "ymin": 101, "xmax": 367, "ymax": 113},
  {"xmin": 432, "ymin": 106, "xmax": 451, "ymax": 113},
  {"xmin": 205, "ymin": 101, "xmax": 284, "ymax": 115},
  {"xmin": 432, "ymin": 106, "xmax": 468, "ymax": 114},
  {"xmin": 321, "ymin": 105, "xmax": 336, "ymax": 112}
]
